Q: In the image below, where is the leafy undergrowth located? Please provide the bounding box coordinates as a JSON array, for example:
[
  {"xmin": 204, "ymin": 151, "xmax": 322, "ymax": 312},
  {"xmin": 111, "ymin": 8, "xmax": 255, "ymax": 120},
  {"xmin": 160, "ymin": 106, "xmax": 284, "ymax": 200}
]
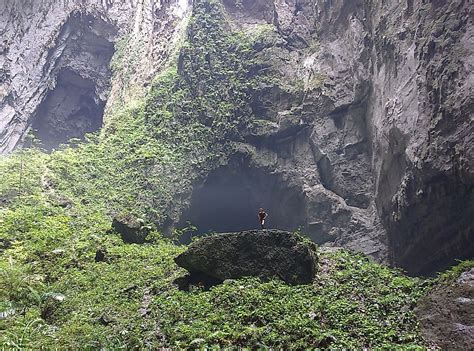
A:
[
  {"xmin": 2, "ymin": 219, "xmax": 432, "ymax": 351},
  {"xmin": 0, "ymin": 1, "xmax": 267, "ymax": 348},
  {"xmin": 435, "ymin": 259, "xmax": 474, "ymax": 283},
  {"xmin": 154, "ymin": 249, "xmax": 428, "ymax": 349},
  {"xmin": 0, "ymin": 225, "xmax": 184, "ymax": 349}
]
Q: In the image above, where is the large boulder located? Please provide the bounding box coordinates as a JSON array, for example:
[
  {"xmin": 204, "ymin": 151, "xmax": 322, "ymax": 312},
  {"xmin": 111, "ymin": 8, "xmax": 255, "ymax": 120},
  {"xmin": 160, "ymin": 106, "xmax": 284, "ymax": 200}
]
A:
[
  {"xmin": 416, "ymin": 268, "xmax": 474, "ymax": 350},
  {"xmin": 112, "ymin": 214, "xmax": 150, "ymax": 244},
  {"xmin": 174, "ymin": 230, "xmax": 317, "ymax": 285}
]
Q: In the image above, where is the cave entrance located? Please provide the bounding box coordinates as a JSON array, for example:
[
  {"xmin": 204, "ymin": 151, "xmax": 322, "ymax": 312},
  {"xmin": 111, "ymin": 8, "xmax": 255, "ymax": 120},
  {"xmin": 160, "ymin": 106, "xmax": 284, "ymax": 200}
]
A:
[
  {"xmin": 31, "ymin": 13, "xmax": 116, "ymax": 151},
  {"xmin": 32, "ymin": 69, "xmax": 107, "ymax": 150},
  {"xmin": 178, "ymin": 159, "xmax": 306, "ymax": 242}
]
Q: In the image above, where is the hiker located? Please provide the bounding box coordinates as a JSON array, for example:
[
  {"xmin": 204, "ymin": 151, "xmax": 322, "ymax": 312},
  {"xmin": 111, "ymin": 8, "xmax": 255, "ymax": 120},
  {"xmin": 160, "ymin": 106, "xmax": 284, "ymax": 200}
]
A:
[{"xmin": 258, "ymin": 208, "xmax": 268, "ymax": 229}]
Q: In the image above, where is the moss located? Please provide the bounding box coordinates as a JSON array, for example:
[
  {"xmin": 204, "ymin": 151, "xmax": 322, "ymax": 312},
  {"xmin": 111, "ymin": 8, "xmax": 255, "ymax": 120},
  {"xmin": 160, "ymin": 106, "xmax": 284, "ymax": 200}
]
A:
[{"xmin": 109, "ymin": 34, "xmax": 130, "ymax": 78}]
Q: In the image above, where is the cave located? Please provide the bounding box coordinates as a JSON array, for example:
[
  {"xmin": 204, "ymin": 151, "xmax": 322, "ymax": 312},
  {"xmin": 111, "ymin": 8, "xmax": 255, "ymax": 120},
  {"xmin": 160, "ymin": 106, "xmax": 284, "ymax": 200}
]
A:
[
  {"xmin": 178, "ymin": 158, "xmax": 306, "ymax": 243},
  {"xmin": 31, "ymin": 13, "xmax": 116, "ymax": 151},
  {"xmin": 388, "ymin": 174, "xmax": 474, "ymax": 276},
  {"xmin": 32, "ymin": 69, "xmax": 107, "ymax": 150}
]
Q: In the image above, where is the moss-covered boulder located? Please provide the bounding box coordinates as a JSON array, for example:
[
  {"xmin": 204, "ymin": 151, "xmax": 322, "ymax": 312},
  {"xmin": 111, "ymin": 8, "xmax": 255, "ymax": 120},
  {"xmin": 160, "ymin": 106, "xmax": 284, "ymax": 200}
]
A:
[
  {"xmin": 112, "ymin": 214, "xmax": 150, "ymax": 244},
  {"xmin": 174, "ymin": 230, "xmax": 317, "ymax": 285}
]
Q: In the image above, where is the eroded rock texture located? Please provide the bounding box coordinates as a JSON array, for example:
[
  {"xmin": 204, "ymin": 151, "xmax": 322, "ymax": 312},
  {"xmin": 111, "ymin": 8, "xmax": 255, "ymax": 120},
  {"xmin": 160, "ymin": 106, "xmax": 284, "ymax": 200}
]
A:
[
  {"xmin": 30, "ymin": 13, "xmax": 116, "ymax": 150},
  {"xmin": 369, "ymin": 0, "xmax": 473, "ymax": 275},
  {"xmin": 1, "ymin": 0, "xmax": 472, "ymax": 275},
  {"xmin": 0, "ymin": 0, "xmax": 190, "ymax": 151},
  {"xmin": 178, "ymin": 0, "xmax": 472, "ymax": 272},
  {"xmin": 178, "ymin": 0, "xmax": 388, "ymax": 262},
  {"xmin": 175, "ymin": 230, "xmax": 317, "ymax": 285},
  {"xmin": 416, "ymin": 268, "xmax": 474, "ymax": 349}
]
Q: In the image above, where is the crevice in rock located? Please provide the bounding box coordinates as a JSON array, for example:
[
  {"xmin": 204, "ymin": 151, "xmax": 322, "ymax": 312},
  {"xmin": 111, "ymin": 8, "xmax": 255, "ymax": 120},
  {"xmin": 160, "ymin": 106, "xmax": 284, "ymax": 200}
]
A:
[
  {"xmin": 317, "ymin": 155, "xmax": 334, "ymax": 191},
  {"xmin": 328, "ymin": 91, "xmax": 369, "ymax": 131},
  {"xmin": 310, "ymin": 127, "xmax": 372, "ymax": 210},
  {"xmin": 376, "ymin": 127, "xmax": 410, "ymax": 216}
]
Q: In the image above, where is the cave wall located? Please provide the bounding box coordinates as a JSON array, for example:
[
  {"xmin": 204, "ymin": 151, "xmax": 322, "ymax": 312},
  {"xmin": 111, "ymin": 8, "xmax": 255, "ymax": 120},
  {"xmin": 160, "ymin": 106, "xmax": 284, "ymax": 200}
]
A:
[
  {"xmin": 0, "ymin": 0, "xmax": 472, "ymax": 274},
  {"xmin": 177, "ymin": 0, "xmax": 472, "ymax": 271},
  {"xmin": 0, "ymin": 0, "xmax": 191, "ymax": 152},
  {"xmin": 368, "ymin": 0, "xmax": 473, "ymax": 275}
]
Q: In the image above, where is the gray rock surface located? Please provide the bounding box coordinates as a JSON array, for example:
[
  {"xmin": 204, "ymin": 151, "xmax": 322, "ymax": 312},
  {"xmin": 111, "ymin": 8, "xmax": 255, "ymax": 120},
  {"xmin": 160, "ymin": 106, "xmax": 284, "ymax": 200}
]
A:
[
  {"xmin": 0, "ymin": 0, "xmax": 190, "ymax": 152},
  {"xmin": 416, "ymin": 268, "xmax": 474, "ymax": 350},
  {"xmin": 1, "ymin": 0, "xmax": 472, "ymax": 274},
  {"xmin": 175, "ymin": 230, "xmax": 317, "ymax": 285},
  {"xmin": 112, "ymin": 214, "xmax": 150, "ymax": 244},
  {"xmin": 182, "ymin": 0, "xmax": 473, "ymax": 273}
]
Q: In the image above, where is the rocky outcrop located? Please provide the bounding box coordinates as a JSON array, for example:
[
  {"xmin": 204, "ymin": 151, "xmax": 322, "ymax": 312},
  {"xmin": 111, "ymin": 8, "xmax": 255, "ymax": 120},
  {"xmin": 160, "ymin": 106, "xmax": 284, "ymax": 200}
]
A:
[
  {"xmin": 175, "ymin": 230, "xmax": 317, "ymax": 285},
  {"xmin": 416, "ymin": 268, "xmax": 474, "ymax": 349},
  {"xmin": 176, "ymin": 0, "xmax": 388, "ymax": 262},
  {"xmin": 178, "ymin": 0, "xmax": 473, "ymax": 273}
]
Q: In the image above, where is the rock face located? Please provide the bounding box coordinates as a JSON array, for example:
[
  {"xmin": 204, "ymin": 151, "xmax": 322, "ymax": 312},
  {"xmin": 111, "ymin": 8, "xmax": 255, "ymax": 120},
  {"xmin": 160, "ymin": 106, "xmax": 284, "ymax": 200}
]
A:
[
  {"xmin": 0, "ymin": 0, "xmax": 190, "ymax": 152},
  {"xmin": 416, "ymin": 268, "xmax": 474, "ymax": 349},
  {"xmin": 2, "ymin": 0, "xmax": 473, "ymax": 275},
  {"xmin": 178, "ymin": 0, "xmax": 473, "ymax": 274},
  {"xmin": 368, "ymin": 0, "xmax": 474, "ymax": 275},
  {"xmin": 175, "ymin": 230, "xmax": 317, "ymax": 285}
]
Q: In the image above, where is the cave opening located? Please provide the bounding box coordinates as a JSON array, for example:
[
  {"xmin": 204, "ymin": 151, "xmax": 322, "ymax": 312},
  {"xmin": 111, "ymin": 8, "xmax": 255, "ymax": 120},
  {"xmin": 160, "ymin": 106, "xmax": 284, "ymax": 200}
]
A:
[
  {"xmin": 31, "ymin": 13, "xmax": 116, "ymax": 151},
  {"xmin": 32, "ymin": 69, "xmax": 107, "ymax": 150},
  {"xmin": 178, "ymin": 158, "xmax": 306, "ymax": 243}
]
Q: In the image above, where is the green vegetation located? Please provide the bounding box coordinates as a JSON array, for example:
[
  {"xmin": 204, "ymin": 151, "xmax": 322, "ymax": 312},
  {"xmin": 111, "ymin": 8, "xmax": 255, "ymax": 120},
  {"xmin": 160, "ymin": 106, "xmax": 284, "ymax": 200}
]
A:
[
  {"xmin": 0, "ymin": 0, "xmax": 471, "ymax": 349},
  {"xmin": 435, "ymin": 259, "xmax": 474, "ymax": 283},
  {"xmin": 155, "ymin": 250, "xmax": 426, "ymax": 349},
  {"xmin": 0, "ymin": 1, "xmax": 265, "ymax": 348}
]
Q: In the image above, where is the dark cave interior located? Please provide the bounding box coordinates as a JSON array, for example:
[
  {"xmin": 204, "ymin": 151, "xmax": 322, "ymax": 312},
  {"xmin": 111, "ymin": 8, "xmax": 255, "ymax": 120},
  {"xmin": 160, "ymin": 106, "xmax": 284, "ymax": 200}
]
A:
[
  {"xmin": 32, "ymin": 69, "xmax": 107, "ymax": 150},
  {"xmin": 31, "ymin": 13, "xmax": 116, "ymax": 151},
  {"xmin": 178, "ymin": 159, "xmax": 306, "ymax": 243}
]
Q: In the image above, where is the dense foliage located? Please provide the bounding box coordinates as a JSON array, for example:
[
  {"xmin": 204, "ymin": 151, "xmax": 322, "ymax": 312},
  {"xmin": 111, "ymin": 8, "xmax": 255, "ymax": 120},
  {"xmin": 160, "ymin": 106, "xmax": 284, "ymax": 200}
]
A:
[
  {"xmin": 155, "ymin": 250, "xmax": 428, "ymax": 349},
  {"xmin": 0, "ymin": 1, "xmax": 267, "ymax": 348},
  {"xmin": 0, "ymin": 0, "xmax": 471, "ymax": 349}
]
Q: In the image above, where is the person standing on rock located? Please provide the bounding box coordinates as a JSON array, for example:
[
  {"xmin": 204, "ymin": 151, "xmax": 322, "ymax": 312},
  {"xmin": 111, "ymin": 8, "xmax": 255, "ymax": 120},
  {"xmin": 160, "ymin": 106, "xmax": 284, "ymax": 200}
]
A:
[{"xmin": 258, "ymin": 208, "xmax": 268, "ymax": 229}]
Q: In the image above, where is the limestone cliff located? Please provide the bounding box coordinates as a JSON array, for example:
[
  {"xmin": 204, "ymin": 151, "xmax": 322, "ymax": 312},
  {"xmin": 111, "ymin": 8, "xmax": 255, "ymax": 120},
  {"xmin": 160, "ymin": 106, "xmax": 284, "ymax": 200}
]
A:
[
  {"xmin": 0, "ymin": 0, "xmax": 190, "ymax": 152},
  {"xmin": 0, "ymin": 0, "xmax": 472, "ymax": 275}
]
